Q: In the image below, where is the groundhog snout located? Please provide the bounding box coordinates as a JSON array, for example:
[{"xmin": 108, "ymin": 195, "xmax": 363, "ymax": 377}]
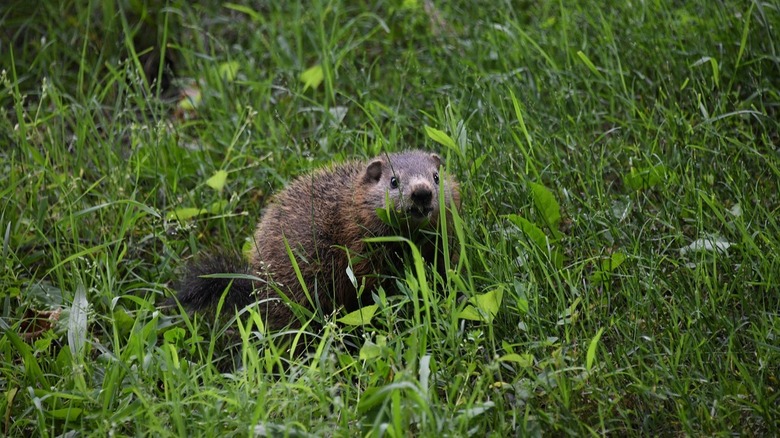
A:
[
  {"xmin": 406, "ymin": 185, "xmax": 435, "ymax": 219},
  {"xmin": 411, "ymin": 187, "xmax": 433, "ymax": 207}
]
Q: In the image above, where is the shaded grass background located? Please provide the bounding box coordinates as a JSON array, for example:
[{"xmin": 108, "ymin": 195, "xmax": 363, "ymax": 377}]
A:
[{"xmin": 1, "ymin": 0, "xmax": 779, "ymax": 435}]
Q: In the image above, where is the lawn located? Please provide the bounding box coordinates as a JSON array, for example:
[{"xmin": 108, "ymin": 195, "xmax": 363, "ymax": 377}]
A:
[{"xmin": 1, "ymin": 0, "xmax": 779, "ymax": 435}]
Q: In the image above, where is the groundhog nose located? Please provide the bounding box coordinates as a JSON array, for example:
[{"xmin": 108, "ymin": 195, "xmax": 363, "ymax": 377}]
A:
[{"xmin": 411, "ymin": 187, "xmax": 433, "ymax": 206}]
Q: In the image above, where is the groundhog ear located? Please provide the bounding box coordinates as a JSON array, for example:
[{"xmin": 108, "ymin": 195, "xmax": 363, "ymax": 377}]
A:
[
  {"xmin": 364, "ymin": 159, "xmax": 384, "ymax": 183},
  {"xmin": 430, "ymin": 153, "xmax": 443, "ymax": 167}
]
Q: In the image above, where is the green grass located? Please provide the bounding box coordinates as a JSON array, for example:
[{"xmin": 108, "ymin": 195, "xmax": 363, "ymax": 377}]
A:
[{"xmin": 2, "ymin": 0, "xmax": 779, "ymax": 435}]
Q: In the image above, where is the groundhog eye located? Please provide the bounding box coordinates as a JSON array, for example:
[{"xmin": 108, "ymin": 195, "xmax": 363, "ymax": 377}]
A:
[
  {"xmin": 390, "ymin": 176, "xmax": 399, "ymax": 189},
  {"xmin": 433, "ymin": 172, "xmax": 440, "ymax": 185}
]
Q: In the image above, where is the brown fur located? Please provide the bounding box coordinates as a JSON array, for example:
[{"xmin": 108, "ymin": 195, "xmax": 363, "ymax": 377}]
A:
[{"xmin": 175, "ymin": 150, "xmax": 460, "ymax": 329}]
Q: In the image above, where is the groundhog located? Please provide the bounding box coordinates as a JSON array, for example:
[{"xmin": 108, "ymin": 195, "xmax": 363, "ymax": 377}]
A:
[{"xmin": 175, "ymin": 150, "xmax": 460, "ymax": 329}]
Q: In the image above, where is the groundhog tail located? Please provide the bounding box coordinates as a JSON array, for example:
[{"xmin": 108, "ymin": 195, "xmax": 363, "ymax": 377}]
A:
[{"xmin": 171, "ymin": 251, "xmax": 256, "ymax": 312}]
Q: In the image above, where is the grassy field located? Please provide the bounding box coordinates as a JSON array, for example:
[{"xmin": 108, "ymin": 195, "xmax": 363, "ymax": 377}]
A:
[{"xmin": 2, "ymin": 0, "xmax": 779, "ymax": 435}]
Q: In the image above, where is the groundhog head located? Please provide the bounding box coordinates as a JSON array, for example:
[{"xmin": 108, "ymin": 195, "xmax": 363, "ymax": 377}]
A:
[{"xmin": 362, "ymin": 150, "xmax": 454, "ymax": 229}]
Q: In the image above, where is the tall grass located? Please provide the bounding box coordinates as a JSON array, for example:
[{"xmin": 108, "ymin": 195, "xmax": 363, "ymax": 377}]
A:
[{"xmin": 1, "ymin": 0, "xmax": 778, "ymax": 435}]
